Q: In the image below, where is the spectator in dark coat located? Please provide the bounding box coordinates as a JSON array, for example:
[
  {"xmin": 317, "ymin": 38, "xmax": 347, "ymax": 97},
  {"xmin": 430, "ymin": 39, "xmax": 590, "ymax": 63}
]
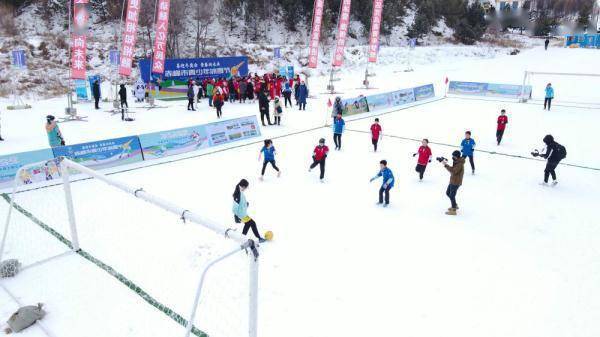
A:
[
  {"xmin": 297, "ymin": 81, "xmax": 308, "ymax": 111},
  {"xmin": 92, "ymin": 80, "xmax": 101, "ymax": 109}
]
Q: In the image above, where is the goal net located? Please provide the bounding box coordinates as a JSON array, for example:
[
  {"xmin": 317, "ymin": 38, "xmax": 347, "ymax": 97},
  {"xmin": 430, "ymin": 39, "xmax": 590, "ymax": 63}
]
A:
[
  {"xmin": 523, "ymin": 71, "xmax": 600, "ymax": 108},
  {"xmin": 0, "ymin": 158, "xmax": 260, "ymax": 337}
]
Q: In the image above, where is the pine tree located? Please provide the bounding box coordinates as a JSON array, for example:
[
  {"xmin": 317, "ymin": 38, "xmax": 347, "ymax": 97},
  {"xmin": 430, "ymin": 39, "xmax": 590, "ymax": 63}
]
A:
[
  {"xmin": 408, "ymin": 0, "xmax": 437, "ymax": 39},
  {"xmin": 453, "ymin": 2, "xmax": 487, "ymax": 45}
]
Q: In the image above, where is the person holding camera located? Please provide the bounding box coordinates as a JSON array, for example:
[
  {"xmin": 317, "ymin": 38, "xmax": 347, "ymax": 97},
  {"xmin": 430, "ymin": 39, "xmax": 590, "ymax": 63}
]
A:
[
  {"xmin": 531, "ymin": 134, "xmax": 566, "ymax": 186},
  {"xmin": 442, "ymin": 151, "xmax": 465, "ymax": 216},
  {"xmin": 45, "ymin": 115, "xmax": 65, "ymax": 147},
  {"xmin": 461, "ymin": 131, "xmax": 476, "ymax": 174},
  {"xmin": 369, "ymin": 160, "xmax": 395, "ymax": 207}
]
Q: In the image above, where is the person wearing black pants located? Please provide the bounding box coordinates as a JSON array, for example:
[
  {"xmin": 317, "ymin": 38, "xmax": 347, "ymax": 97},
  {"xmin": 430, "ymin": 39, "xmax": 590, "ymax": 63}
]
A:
[
  {"xmin": 259, "ymin": 139, "xmax": 281, "ymax": 180},
  {"xmin": 232, "ymin": 179, "xmax": 265, "ymax": 242},
  {"xmin": 544, "ymin": 83, "xmax": 554, "ymax": 111},
  {"xmin": 333, "ymin": 134, "xmax": 342, "ymax": 149},
  {"xmin": 442, "ymin": 151, "xmax": 465, "ymax": 216},
  {"xmin": 332, "ymin": 113, "xmax": 345, "ymax": 150},
  {"xmin": 532, "ymin": 134, "xmax": 566, "ymax": 185},
  {"xmin": 258, "ymin": 91, "xmax": 272, "ymax": 126},
  {"xmin": 92, "ymin": 80, "xmax": 101, "ymax": 110},
  {"xmin": 187, "ymin": 85, "xmax": 195, "ymax": 111},
  {"xmin": 309, "ymin": 138, "xmax": 329, "ymax": 181},
  {"xmin": 118, "ymin": 84, "xmax": 128, "ymax": 121}
]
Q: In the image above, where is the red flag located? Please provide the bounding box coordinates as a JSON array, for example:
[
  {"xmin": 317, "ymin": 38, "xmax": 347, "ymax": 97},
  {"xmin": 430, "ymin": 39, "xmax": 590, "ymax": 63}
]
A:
[
  {"xmin": 152, "ymin": 0, "xmax": 170, "ymax": 74},
  {"xmin": 327, "ymin": 98, "xmax": 332, "ymax": 107},
  {"xmin": 445, "ymin": 77, "xmax": 449, "ymax": 84},
  {"xmin": 308, "ymin": 0, "xmax": 325, "ymax": 69},
  {"xmin": 119, "ymin": 0, "xmax": 142, "ymax": 76},
  {"xmin": 332, "ymin": 0, "xmax": 352, "ymax": 67},
  {"xmin": 368, "ymin": 0, "xmax": 384, "ymax": 63}
]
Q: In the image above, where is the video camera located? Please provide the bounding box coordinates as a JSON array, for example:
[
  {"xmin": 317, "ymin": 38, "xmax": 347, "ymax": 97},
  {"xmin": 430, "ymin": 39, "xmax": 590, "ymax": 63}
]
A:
[
  {"xmin": 436, "ymin": 157, "xmax": 447, "ymax": 163},
  {"xmin": 531, "ymin": 149, "xmax": 540, "ymax": 157}
]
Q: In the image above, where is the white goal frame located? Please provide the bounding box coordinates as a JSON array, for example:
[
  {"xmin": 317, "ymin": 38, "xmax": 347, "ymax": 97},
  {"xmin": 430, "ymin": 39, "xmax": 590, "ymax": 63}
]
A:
[
  {"xmin": 521, "ymin": 71, "xmax": 600, "ymax": 104},
  {"xmin": 0, "ymin": 157, "xmax": 260, "ymax": 337}
]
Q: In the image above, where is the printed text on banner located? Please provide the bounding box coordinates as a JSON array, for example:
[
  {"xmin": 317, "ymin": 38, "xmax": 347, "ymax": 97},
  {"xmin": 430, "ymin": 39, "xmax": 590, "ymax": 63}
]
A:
[
  {"xmin": 308, "ymin": 0, "xmax": 325, "ymax": 68},
  {"xmin": 332, "ymin": 0, "xmax": 352, "ymax": 67},
  {"xmin": 152, "ymin": 0, "xmax": 170, "ymax": 74},
  {"xmin": 119, "ymin": 0, "xmax": 141, "ymax": 76},
  {"xmin": 368, "ymin": 0, "xmax": 384, "ymax": 63}
]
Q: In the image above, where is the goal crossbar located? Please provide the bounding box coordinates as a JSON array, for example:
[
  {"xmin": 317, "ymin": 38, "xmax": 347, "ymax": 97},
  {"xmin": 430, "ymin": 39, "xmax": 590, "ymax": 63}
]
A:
[{"xmin": 525, "ymin": 71, "xmax": 600, "ymax": 77}]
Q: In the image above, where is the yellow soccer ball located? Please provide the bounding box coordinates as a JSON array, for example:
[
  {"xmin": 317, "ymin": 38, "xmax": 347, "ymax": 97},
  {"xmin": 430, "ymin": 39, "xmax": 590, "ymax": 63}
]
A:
[{"xmin": 264, "ymin": 231, "xmax": 274, "ymax": 241}]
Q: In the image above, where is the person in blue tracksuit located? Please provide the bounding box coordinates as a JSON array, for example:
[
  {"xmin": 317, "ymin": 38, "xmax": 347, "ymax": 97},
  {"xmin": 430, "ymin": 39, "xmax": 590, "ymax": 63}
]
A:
[
  {"xmin": 544, "ymin": 83, "xmax": 554, "ymax": 111},
  {"xmin": 258, "ymin": 139, "xmax": 280, "ymax": 180},
  {"xmin": 370, "ymin": 160, "xmax": 395, "ymax": 207},
  {"xmin": 332, "ymin": 113, "xmax": 345, "ymax": 150},
  {"xmin": 461, "ymin": 131, "xmax": 476, "ymax": 174},
  {"xmin": 232, "ymin": 179, "xmax": 265, "ymax": 242}
]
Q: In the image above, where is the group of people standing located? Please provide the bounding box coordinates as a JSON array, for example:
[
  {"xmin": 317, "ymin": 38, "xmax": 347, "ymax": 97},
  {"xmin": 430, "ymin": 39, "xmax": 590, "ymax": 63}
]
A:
[{"xmin": 185, "ymin": 73, "xmax": 309, "ymax": 122}]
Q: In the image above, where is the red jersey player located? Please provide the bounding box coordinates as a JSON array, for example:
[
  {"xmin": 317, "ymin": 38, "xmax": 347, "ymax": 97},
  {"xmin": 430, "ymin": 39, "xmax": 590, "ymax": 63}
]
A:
[
  {"xmin": 496, "ymin": 109, "xmax": 508, "ymax": 145},
  {"xmin": 413, "ymin": 139, "xmax": 432, "ymax": 181},
  {"xmin": 370, "ymin": 118, "xmax": 382, "ymax": 152}
]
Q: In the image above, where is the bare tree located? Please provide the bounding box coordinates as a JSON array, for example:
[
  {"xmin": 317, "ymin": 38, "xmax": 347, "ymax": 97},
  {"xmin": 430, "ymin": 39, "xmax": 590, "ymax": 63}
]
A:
[{"xmin": 194, "ymin": 0, "xmax": 214, "ymax": 57}]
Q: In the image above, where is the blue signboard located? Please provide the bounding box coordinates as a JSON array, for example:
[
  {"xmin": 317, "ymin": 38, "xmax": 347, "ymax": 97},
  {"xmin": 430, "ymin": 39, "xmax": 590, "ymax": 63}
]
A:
[
  {"xmin": 88, "ymin": 75, "xmax": 101, "ymax": 98},
  {"xmin": 139, "ymin": 126, "xmax": 210, "ymax": 160},
  {"xmin": 448, "ymin": 81, "xmax": 488, "ymax": 96},
  {"xmin": 0, "ymin": 149, "xmax": 56, "ymax": 189},
  {"xmin": 449, "ymin": 81, "xmax": 531, "ymax": 99},
  {"xmin": 409, "ymin": 38, "xmax": 417, "ymax": 49},
  {"xmin": 274, "ymin": 48, "xmax": 281, "ymax": 59},
  {"xmin": 75, "ymin": 79, "xmax": 89, "ymax": 101},
  {"xmin": 367, "ymin": 88, "xmax": 415, "ymax": 113},
  {"xmin": 11, "ymin": 50, "xmax": 26, "ymax": 68},
  {"xmin": 413, "ymin": 84, "xmax": 435, "ymax": 101},
  {"xmin": 287, "ymin": 66, "xmax": 295, "ymax": 79},
  {"xmin": 109, "ymin": 49, "xmax": 120, "ymax": 66},
  {"xmin": 52, "ymin": 136, "xmax": 144, "ymax": 170},
  {"xmin": 139, "ymin": 56, "xmax": 249, "ymax": 82}
]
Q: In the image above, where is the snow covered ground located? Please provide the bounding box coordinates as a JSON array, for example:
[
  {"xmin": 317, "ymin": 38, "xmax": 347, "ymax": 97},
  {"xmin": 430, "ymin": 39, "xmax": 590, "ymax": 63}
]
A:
[{"xmin": 1, "ymin": 45, "xmax": 600, "ymax": 337}]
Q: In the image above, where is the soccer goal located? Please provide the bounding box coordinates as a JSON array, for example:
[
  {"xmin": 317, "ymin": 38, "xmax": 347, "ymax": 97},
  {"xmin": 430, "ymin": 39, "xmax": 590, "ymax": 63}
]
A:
[
  {"xmin": 522, "ymin": 71, "xmax": 600, "ymax": 108},
  {"xmin": 0, "ymin": 157, "xmax": 260, "ymax": 337}
]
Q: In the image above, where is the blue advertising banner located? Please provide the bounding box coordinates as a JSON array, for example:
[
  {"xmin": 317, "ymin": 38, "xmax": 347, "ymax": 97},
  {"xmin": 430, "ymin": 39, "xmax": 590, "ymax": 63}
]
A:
[
  {"xmin": 449, "ymin": 81, "xmax": 531, "ymax": 99},
  {"xmin": 367, "ymin": 88, "xmax": 415, "ymax": 113},
  {"xmin": 0, "ymin": 149, "xmax": 55, "ymax": 189},
  {"xmin": 287, "ymin": 66, "xmax": 294, "ymax": 79},
  {"xmin": 139, "ymin": 56, "xmax": 249, "ymax": 82},
  {"xmin": 448, "ymin": 81, "xmax": 488, "ymax": 96},
  {"xmin": 11, "ymin": 50, "xmax": 26, "ymax": 68},
  {"xmin": 413, "ymin": 84, "xmax": 435, "ymax": 101},
  {"xmin": 205, "ymin": 116, "xmax": 261, "ymax": 147},
  {"xmin": 109, "ymin": 49, "xmax": 120, "ymax": 66},
  {"xmin": 139, "ymin": 126, "xmax": 210, "ymax": 160},
  {"xmin": 75, "ymin": 79, "xmax": 89, "ymax": 101},
  {"xmin": 52, "ymin": 136, "xmax": 144, "ymax": 170}
]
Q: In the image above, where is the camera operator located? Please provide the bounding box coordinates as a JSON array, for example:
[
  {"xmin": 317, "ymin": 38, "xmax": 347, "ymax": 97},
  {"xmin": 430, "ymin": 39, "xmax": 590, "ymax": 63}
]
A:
[
  {"xmin": 45, "ymin": 115, "xmax": 65, "ymax": 148},
  {"xmin": 531, "ymin": 134, "xmax": 566, "ymax": 186},
  {"xmin": 441, "ymin": 150, "xmax": 465, "ymax": 216}
]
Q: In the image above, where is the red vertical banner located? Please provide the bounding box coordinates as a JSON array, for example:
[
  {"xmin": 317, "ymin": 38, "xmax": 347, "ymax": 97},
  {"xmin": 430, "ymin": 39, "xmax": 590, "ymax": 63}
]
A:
[
  {"xmin": 368, "ymin": 0, "xmax": 384, "ymax": 63},
  {"xmin": 308, "ymin": 0, "xmax": 325, "ymax": 69},
  {"xmin": 119, "ymin": 0, "xmax": 142, "ymax": 76},
  {"xmin": 70, "ymin": 0, "xmax": 89, "ymax": 79},
  {"xmin": 332, "ymin": 0, "xmax": 352, "ymax": 67},
  {"xmin": 70, "ymin": 35, "xmax": 87, "ymax": 79},
  {"xmin": 152, "ymin": 0, "xmax": 170, "ymax": 74}
]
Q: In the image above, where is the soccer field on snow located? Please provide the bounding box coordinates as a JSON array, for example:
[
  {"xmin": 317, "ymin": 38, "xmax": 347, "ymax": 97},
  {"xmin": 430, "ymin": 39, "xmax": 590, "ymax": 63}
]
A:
[{"xmin": 1, "ymin": 94, "xmax": 599, "ymax": 337}]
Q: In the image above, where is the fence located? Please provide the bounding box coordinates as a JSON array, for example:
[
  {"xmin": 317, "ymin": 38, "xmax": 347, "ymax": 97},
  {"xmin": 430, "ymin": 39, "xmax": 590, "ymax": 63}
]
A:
[{"xmin": 0, "ymin": 116, "xmax": 261, "ymax": 190}]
